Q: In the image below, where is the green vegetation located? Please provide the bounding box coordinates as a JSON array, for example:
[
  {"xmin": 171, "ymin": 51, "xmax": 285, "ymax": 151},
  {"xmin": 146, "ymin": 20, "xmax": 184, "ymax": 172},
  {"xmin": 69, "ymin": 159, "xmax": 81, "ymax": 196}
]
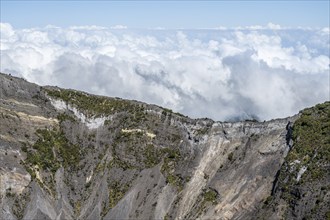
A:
[
  {"xmin": 244, "ymin": 118, "xmax": 259, "ymax": 122},
  {"xmin": 164, "ymin": 213, "xmax": 170, "ymax": 220},
  {"xmin": 100, "ymin": 180, "xmax": 132, "ymax": 216},
  {"xmin": 194, "ymin": 188, "xmax": 219, "ymax": 216},
  {"xmin": 196, "ymin": 127, "xmax": 210, "ymax": 136},
  {"xmin": 108, "ymin": 155, "xmax": 135, "ymax": 171},
  {"xmin": 286, "ymin": 101, "xmax": 330, "ymax": 181},
  {"xmin": 144, "ymin": 144, "xmax": 160, "ymax": 168},
  {"xmin": 262, "ymin": 102, "xmax": 330, "ymax": 218},
  {"xmin": 110, "ymin": 132, "xmax": 142, "ymax": 170},
  {"xmin": 74, "ymin": 201, "xmax": 82, "ymax": 216},
  {"xmin": 57, "ymin": 113, "xmax": 76, "ymax": 123},
  {"xmin": 227, "ymin": 152, "xmax": 234, "ymax": 161},
  {"xmin": 102, "ymin": 171, "xmax": 138, "ymax": 216},
  {"xmin": 46, "ymin": 88, "xmax": 145, "ymax": 118},
  {"xmin": 161, "ymin": 148, "xmax": 183, "ymax": 190},
  {"xmin": 22, "ymin": 132, "xmax": 61, "ymax": 196},
  {"xmin": 203, "ymin": 189, "xmax": 218, "ymax": 204},
  {"xmin": 108, "ymin": 181, "xmax": 130, "ymax": 208},
  {"xmin": 263, "ymin": 195, "xmax": 273, "ymax": 207},
  {"xmin": 161, "ymin": 107, "xmax": 187, "ymax": 118},
  {"xmin": 25, "ymin": 128, "xmax": 80, "ymax": 173},
  {"xmin": 110, "ymin": 129, "xmax": 180, "ymax": 170},
  {"xmin": 326, "ymin": 210, "xmax": 330, "ymax": 220},
  {"xmin": 12, "ymin": 189, "xmax": 31, "ymax": 219}
]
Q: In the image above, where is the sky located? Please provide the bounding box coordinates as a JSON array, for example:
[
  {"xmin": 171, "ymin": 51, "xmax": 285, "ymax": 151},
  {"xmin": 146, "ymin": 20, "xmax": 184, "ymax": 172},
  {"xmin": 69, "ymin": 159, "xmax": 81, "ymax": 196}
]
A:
[
  {"xmin": 1, "ymin": 1, "xmax": 329, "ymax": 29},
  {"xmin": 0, "ymin": 1, "xmax": 329, "ymax": 121}
]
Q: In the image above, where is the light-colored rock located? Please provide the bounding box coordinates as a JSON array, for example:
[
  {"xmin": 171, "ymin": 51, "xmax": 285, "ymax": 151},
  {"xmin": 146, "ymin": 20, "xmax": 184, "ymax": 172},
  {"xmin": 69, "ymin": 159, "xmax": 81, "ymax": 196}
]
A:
[{"xmin": 0, "ymin": 168, "xmax": 31, "ymax": 195}]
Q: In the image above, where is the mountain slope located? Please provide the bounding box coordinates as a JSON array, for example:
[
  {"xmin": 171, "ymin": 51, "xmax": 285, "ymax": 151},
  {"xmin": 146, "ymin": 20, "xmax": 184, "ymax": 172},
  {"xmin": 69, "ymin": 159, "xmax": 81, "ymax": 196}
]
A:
[
  {"xmin": 0, "ymin": 72, "xmax": 328, "ymax": 220},
  {"xmin": 255, "ymin": 102, "xmax": 330, "ymax": 220}
]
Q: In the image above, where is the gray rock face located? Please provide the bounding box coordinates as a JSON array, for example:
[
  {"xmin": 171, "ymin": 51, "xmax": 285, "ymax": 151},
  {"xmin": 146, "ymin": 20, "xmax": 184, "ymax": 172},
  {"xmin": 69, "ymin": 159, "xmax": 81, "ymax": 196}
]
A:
[{"xmin": 0, "ymin": 72, "xmax": 316, "ymax": 220}]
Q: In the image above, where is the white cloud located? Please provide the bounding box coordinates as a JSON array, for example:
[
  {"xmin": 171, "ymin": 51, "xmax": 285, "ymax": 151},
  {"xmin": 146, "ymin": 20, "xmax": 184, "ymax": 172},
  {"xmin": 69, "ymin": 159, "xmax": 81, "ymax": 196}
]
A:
[
  {"xmin": 266, "ymin": 22, "xmax": 282, "ymax": 30},
  {"xmin": 1, "ymin": 23, "xmax": 329, "ymax": 121},
  {"xmin": 110, "ymin": 25, "xmax": 128, "ymax": 30},
  {"xmin": 320, "ymin": 27, "xmax": 330, "ymax": 35}
]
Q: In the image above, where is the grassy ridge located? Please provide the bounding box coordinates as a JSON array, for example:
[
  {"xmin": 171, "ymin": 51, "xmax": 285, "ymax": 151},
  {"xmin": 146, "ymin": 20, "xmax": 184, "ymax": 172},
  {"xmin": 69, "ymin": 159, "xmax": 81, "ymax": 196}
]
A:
[
  {"xmin": 260, "ymin": 101, "xmax": 330, "ymax": 219},
  {"xmin": 287, "ymin": 101, "xmax": 330, "ymax": 181}
]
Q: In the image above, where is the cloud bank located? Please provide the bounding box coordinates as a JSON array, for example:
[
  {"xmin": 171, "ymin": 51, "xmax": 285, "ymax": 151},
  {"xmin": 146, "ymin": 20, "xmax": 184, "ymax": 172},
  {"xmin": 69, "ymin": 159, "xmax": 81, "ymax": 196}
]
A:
[{"xmin": 1, "ymin": 23, "xmax": 329, "ymax": 121}]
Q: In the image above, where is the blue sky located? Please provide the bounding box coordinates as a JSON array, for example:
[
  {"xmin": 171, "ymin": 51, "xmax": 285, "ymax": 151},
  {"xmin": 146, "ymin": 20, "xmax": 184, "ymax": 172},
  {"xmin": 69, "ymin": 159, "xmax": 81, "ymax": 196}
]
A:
[{"xmin": 1, "ymin": 1, "xmax": 329, "ymax": 28}]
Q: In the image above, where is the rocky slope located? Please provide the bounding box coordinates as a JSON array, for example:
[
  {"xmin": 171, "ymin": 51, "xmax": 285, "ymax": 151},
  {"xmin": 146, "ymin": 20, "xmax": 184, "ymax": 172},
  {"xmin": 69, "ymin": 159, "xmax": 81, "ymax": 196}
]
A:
[
  {"xmin": 0, "ymin": 72, "xmax": 328, "ymax": 220},
  {"xmin": 254, "ymin": 101, "xmax": 330, "ymax": 220}
]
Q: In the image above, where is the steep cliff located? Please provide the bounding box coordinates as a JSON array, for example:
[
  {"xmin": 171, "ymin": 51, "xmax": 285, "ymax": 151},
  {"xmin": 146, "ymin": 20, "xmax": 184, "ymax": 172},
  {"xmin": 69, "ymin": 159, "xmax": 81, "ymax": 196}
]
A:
[
  {"xmin": 255, "ymin": 102, "xmax": 330, "ymax": 220},
  {"xmin": 0, "ymin": 73, "xmax": 328, "ymax": 220}
]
